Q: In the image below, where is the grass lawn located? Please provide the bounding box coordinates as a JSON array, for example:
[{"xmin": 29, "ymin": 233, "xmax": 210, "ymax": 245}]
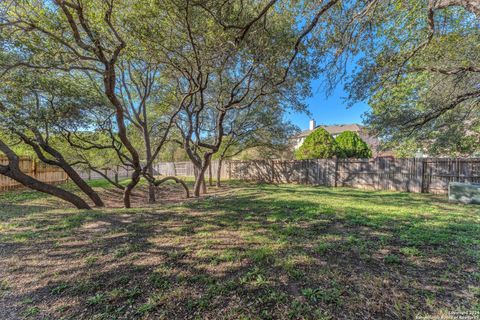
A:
[{"xmin": 0, "ymin": 181, "xmax": 479, "ymax": 319}]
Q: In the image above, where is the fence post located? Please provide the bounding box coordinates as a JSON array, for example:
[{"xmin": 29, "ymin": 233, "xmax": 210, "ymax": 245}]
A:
[
  {"xmin": 228, "ymin": 161, "xmax": 232, "ymax": 180},
  {"xmin": 456, "ymin": 158, "xmax": 460, "ymax": 182},
  {"xmin": 32, "ymin": 159, "xmax": 37, "ymax": 178},
  {"xmin": 334, "ymin": 158, "xmax": 339, "ymax": 188},
  {"xmin": 421, "ymin": 159, "xmax": 427, "ymax": 193},
  {"xmin": 305, "ymin": 160, "xmax": 309, "ymax": 184},
  {"xmin": 316, "ymin": 159, "xmax": 321, "ymax": 185},
  {"xmin": 270, "ymin": 160, "xmax": 275, "ymax": 183}
]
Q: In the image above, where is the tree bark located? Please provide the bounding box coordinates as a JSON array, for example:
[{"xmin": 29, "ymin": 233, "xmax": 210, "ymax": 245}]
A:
[
  {"xmin": 16, "ymin": 131, "xmax": 105, "ymax": 207},
  {"xmin": 152, "ymin": 176, "xmax": 190, "ymax": 198},
  {"xmin": 208, "ymin": 161, "xmax": 213, "ymax": 186},
  {"xmin": 192, "ymin": 154, "xmax": 212, "ymax": 197},
  {"xmin": 143, "ymin": 125, "xmax": 156, "ymax": 203},
  {"xmin": 193, "ymin": 164, "xmax": 208, "ymax": 197},
  {"xmin": 0, "ymin": 140, "xmax": 91, "ymax": 209},
  {"xmin": 193, "ymin": 165, "xmax": 206, "ymax": 197},
  {"xmin": 2, "ymin": 166, "xmax": 90, "ymax": 209},
  {"xmin": 202, "ymin": 175, "xmax": 207, "ymax": 193},
  {"xmin": 61, "ymin": 163, "xmax": 104, "ymax": 207},
  {"xmin": 103, "ymin": 64, "xmax": 142, "ymax": 208},
  {"xmin": 123, "ymin": 169, "xmax": 141, "ymax": 208}
]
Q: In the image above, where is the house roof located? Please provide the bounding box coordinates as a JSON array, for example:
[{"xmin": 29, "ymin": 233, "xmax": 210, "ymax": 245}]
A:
[{"xmin": 295, "ymin": 124, "xmax": 363, "ymax": 138}]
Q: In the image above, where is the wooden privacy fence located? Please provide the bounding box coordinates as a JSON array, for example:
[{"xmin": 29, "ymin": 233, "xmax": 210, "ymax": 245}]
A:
[
  {"xmin": 154, "ymin": 158, "xmax": 480, "ymax": 194},
  {"xmin": 0, "ymin": 156, "xmax": 68, "ymax": 191},
  {"xmin": 3, "ymin": 157, "xmax": 476, "ymax": 194}
]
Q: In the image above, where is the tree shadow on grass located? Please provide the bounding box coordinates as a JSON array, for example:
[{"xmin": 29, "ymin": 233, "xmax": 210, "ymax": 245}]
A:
[{"xmin": 0, "ymin": 185, "xmax": 478, "ymax": 320}]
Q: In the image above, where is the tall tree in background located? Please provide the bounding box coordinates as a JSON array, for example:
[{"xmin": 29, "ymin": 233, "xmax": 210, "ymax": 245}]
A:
[
  {"xmin": 346, "ymin": 0, "xmax": 480, "ymax": 156},
  {"xmin": 117, "ymin": 60, "xmax": 182, "ymax": 203}
]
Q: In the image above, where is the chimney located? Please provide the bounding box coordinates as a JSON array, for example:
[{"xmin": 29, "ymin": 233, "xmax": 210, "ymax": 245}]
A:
[{"xmin": 309, "ymin": 119, "xmax": 316, "ymax": 131}]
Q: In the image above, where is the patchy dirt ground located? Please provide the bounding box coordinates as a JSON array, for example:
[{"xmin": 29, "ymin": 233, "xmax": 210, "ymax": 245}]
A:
[
  {"xmin": 0, "ymin": 182, "xmax": 479, "ymax": 319},
  {"xmin": 96, "ymin": 182, "xmax": 223, "ymax": 208}
]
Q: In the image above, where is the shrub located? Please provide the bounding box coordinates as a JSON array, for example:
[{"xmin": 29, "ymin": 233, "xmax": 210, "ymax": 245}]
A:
[
  {"xmin": 335, "ymin": 131, "xmax": 372, "ymax": 158},
  {"xmin": 295, "ymin": 128, "xmax": 340, "ymax": 159}
]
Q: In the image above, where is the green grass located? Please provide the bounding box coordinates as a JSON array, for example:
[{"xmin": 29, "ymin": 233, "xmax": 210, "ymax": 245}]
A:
[{"xmin": 0, "ymin": 181, "xmax": 479, "ymax": 319}]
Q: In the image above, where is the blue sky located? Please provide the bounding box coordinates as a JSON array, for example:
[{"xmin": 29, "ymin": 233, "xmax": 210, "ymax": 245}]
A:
[{"xmin": 287, "ymin": 78, "xmax": 371, "ymax": 131}]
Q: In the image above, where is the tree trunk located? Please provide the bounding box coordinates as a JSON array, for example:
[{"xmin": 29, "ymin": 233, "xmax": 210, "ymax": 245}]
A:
[
  {"xmin": 123, "ymin": 169, "xmax": 141, "ymax": 208},
  {"xmin": 152, "ymin": 176, "xmax": 189, "ymax": 198},
  {"xmin": 0, "ymin": 140, "xmax": 91, "ymax": 209},
  {"xmin": 103, "ymin": 63, "xmax": 142, "ymax": 208},
  {"xmin": 208, "ymin": 161, "xmax": 213, "ymax": 186},
  {"xmin": 202, "ymin": 175, "xmax": 207, "ymax": 193},
  {"xmin": 16, "ymin": 131, "xmax": 105, "ymax": 207},
  {"xmin": 193, "ymin": 166, "xmax": 198, "ymax": 181},
  {"xmin": 193, "ymin": 166, "xmax": 206, "ymax": 197},
  {"xmin": 216, "ymin": 158, "xmax": 223, "ymax": 187},
  {"xmin": 147, "ymin": 179, "xmax": 156, "ymax": 203},
  {"xmin": 61, "ymin": 164, "xmax": 104, "ymax": 207},
  {"xmin": 143, "ymin": 127, "xmax": 156, "ymax": 204},
  {"xmin": 141, "ymin": 107, "xmax": 156, "ymax": 204},
  {"xmin": 193, "ymin": 155, "xmax": 212, "ymax": 196},
  {"xmin": 193, "ymin": 163, "xmax": 209, "ymax": 197},
  {"xmin": 4, "ymin": 167, "xmax": 91, "ymax": 209}
]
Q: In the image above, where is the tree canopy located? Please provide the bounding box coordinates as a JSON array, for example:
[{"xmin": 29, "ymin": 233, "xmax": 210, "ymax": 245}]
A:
[
  {"xmin": 1, "ymin": 0, "xmax": 352, "ymax": 205},
  {"xmin": 0, "ymin": 0, "xmax": 478, "ymax": 208},
  {"xmin": 345, "ymin": 0, "xmax": 480, "ymax": 156}
]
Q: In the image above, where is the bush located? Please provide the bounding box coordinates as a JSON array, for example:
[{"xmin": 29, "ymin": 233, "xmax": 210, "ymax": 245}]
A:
[
  {"xmin": 295, "ymin": 128, "xmax": 340, "ymax": 159},
  {"xmin": 335, "ymin": 131, "xmax": 372, "ymax": 158}
]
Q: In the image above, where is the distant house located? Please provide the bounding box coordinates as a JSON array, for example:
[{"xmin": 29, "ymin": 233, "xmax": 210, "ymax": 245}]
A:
[{"xmin": 292, "ymin": 120, "xmax": 390, "ymax": 157}]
